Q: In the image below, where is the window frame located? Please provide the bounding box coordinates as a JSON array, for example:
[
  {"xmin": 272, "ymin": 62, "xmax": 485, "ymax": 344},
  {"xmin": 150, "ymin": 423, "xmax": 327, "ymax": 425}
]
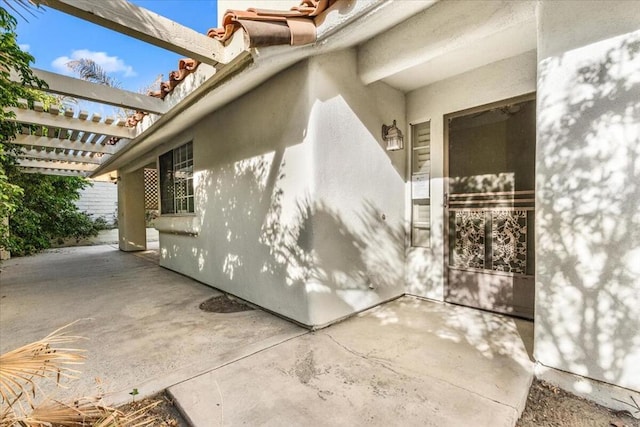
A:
[
  {"xmin": 159, "ymin": 141, "xmax": 195, "ymax": 216},
  {"xmin": 411, "ymin": 121, "xmax": 431, "ymax": 248}
]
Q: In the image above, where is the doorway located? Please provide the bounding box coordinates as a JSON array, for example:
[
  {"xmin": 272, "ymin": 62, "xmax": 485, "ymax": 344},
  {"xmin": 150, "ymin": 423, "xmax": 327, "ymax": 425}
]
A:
[{"xmin": 444, "ymin": 95, "xmax": 536, "ymax": 319}]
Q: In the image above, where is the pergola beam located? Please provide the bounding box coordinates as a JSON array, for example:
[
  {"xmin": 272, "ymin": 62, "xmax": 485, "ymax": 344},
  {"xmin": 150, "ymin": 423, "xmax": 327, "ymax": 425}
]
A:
[
  {"xmin": 10, "ymin": 68, "xmax": 168, "ymax": 114},
  {"xmin": 18, "ymin": 159, "xmax": 97, "ymax": 172},
  {"xmin": 12, "ymin": 135, "xmax": 118, "ymax": 155},
  {"xmin": 37, "ymin": 0, "xmax": 226, "ymax": 66},
  {"xmin": 7, "ymin": 107, "xmax": 134, "ymax": 139},
  {"xmin": 20, "ymin": 149, "xmax": 104, "ymax": 165},
  {"xmin": 19, "ymin": 168, "xmax": 88, "ymax": 177}
]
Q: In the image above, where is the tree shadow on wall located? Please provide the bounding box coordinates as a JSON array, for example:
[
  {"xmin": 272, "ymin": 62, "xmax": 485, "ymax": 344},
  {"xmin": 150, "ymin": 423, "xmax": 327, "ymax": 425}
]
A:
[
  {"xmin": 188, "ymin": 149, "xmax": 405, "ymax": 320},
  {"xmin": 266, "ymin": 197, "xmax": 406, "ymax": 295},
  {"xmin": 536, "ymin": 31, "xmax": 640, "ymax": 392}
]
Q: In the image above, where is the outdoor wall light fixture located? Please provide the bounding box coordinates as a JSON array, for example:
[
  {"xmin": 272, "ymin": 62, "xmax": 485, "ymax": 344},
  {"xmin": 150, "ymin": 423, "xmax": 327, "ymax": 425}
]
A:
[{"xmin": 382, "ymin": 120, "xmax": 404, "ymax": 151}]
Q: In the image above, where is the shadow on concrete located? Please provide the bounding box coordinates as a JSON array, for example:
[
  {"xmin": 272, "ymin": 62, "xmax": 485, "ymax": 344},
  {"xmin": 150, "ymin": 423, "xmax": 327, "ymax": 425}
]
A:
[{"xmin": 0, "ymin": 244, "xmax": 304, "ymax": 405}]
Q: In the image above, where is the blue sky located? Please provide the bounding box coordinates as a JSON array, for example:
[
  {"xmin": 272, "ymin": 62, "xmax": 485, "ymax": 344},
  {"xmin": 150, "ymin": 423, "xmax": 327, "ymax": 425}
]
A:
[{"xmin": 15, "ymin": 1, "xmax": 218, "ymax": 92}]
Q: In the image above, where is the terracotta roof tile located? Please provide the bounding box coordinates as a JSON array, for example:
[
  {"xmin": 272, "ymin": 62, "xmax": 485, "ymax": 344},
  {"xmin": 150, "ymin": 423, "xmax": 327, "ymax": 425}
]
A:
[
  {"xmin": 125, "ymin": 111, "xmax": 147, "ymax": 127},
  {"xmin": 208, "ymin": 0, "xmax": 336, "ymax": 47},
  {"xmin": 148, "ymin": 58, "xmax": 200, "ymax": 100},
  {"xmin": 128, "ymin": 58, "xmax": 200, "ymax": 127},
  {"xmin": 126, "ymin": 1, "xmax": 334, "ymax": 127}
]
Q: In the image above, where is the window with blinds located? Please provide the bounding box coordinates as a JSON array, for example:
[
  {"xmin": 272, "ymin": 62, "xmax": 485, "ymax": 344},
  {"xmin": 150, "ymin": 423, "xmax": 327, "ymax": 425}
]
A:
[{"xmin": 411, "ymin": 121, "xmax": 431, "ymax": 247}]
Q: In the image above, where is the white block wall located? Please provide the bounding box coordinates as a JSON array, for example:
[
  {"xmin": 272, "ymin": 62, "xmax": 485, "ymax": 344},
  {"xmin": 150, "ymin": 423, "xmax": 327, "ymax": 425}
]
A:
[{"xmin": 75, "ymin": 180, "xmax": 118, "ymax": 225}]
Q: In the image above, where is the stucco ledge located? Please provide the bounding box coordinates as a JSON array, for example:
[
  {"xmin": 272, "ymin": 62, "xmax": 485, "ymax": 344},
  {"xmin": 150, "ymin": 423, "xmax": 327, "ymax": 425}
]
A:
[{"xmin": 154, "ymin": 215, "xmax": 200, "ymax": 236}]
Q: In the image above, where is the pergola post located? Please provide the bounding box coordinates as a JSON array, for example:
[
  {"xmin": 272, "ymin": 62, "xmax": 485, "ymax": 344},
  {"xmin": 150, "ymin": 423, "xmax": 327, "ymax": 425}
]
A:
[{"xmin": 117, "ymin": 168, "xmax": 146, "ymax": 251}]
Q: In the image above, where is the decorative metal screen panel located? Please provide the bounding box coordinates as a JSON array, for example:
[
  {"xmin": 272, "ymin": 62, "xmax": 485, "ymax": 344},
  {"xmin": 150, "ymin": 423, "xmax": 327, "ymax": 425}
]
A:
[
  {"xmin": 453, "ymin": 210, "xmax": 485, "ymax": 269},
  {"xmin": 144, "ymin": 168, "xmax": 158, "ymax": 210},
  {"xmin": 491, "ymin": 210, "xmax": 527, "ymax": 274},
  {"xmin": 451, "ymin": 207, "xmax": 530, "ymax": 275}
]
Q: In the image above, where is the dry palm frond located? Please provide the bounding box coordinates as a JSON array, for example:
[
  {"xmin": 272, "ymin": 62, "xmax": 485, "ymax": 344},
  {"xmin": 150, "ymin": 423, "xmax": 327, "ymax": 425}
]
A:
[
  {"xmin": 94, "ymin": 400, "xmax": 160, "ymax": 427},
  {"xmin": 2, "ymin": 397, "xmax": 160, "ymax": 427},
  {"xmin": 3, "ymin": 397, "xmax": 106, "ymax": 426},
  {"xmin": 0, "ymin": 322, "xmax": 86, "ymax": 406},
  {"xmin": 0, "ymin": 321, "xmax": 160, "ymax": 427}
]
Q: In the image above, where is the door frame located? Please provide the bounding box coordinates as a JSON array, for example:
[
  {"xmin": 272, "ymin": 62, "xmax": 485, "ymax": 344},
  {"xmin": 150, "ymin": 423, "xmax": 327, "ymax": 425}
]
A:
[{"xmin": 442, "ymin": 92, "xmax": 536, "ymax": 318}]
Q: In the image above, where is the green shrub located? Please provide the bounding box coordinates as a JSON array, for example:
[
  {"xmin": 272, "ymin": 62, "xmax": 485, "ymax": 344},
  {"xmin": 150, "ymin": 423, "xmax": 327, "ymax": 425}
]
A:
[{"xmin": 7, "ymin": 173, "xmax": 105, "ymax": 256}]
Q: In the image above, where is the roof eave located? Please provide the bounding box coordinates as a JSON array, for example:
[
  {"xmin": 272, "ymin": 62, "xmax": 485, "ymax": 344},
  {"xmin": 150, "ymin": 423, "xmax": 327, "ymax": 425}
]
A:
[{"xmin": 91, "ymin": 0, "xmax": 438, "ymax": 177}]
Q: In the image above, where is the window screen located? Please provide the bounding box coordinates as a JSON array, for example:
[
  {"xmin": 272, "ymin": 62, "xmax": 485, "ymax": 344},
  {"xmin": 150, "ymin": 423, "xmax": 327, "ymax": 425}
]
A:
[{"xmin": 159, "ymin": 141, "xmax": 194, "ymax": 214}]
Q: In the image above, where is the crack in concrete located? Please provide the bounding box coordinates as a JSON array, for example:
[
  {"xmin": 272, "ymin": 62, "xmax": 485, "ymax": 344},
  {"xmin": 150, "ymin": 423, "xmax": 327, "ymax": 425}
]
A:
[
  {"xmin": 171, "ymin": 329, "xmax": 310, "ymax": 388},
  {"xmin": 322, "ymin": 331, "xmax": 521, "ymax": 413},
  {"xmin": 323, "ymin": 332, "xmax": 406, "ymax": 378}
]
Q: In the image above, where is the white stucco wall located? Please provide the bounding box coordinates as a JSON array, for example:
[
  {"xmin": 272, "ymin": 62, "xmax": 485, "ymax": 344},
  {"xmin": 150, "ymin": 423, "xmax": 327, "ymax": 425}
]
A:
[
  {"xmin": 305, "ymin": 49, "xmax": 406, "ymax": 326},
  {"xmin": 536, "ymin": 0, "xmax": 640, "ymax": 392},
  {"xmin": 156, "ymin": 60, "xmax": 313, "ymax": 324},
  {"xmin": 152, "ymin": 50, "xmax": 405, "ymax": 327},
  {"xmin": 75, "ymin": 180, "xmax": 118, "ymax": 225},
  {"xmin": 358, "ymin": 0, "xmax": 536, "ymax": 91},
  {"xmin": 405, "ymin": 50, "xmax": 537, "ymax": 301}
]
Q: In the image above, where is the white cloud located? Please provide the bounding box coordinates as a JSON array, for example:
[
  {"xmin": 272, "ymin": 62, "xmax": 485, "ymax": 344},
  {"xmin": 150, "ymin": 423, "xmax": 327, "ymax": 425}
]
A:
[
  {"xmin": 19, "ymin": 44, "xmax": 30, "ymax": 52},
  {"xmin": 51, "ymin": 49, "xmax": 137, "ymax": 77},
  {"xmin": 51, "ymin": 56, "xmax": 75, "ymax": 76}
]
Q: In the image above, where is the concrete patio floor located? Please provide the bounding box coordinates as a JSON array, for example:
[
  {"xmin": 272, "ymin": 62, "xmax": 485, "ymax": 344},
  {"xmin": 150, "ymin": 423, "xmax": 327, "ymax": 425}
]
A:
[
  {"xmin": 0, "ymin": 245, "xmax": 534, "ymax": 426},
  {"xmin": 0, "ymin": 244, "xmax": 304, "ymax": 403}
]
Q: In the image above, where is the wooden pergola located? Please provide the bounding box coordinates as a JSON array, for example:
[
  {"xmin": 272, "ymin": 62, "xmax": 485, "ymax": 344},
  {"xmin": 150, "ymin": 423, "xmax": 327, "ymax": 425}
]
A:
[{"xmin": 8, "ymin": 0, "xmax": 244, "ymax": 177}]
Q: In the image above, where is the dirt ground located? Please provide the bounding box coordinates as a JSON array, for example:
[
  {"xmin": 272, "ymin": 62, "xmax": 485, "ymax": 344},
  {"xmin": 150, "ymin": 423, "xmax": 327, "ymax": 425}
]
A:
[
  {"xmin": 516, "ymin": 380, "xmax": 639, "ymax": 427},
  {"xmin": 126, "ymin": 380, "xmax": 639, "ymax": 426},
  {"xmin": 119, "ymin": 393, "xmax": 188, "ymax": 427},
  {"xmin": 199, "ymin": 294, "xmax": 255, "ymax": 313}
]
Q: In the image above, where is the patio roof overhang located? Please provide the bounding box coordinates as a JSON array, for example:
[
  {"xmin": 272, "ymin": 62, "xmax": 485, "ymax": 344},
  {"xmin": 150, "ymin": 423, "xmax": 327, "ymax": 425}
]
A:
[
  {"xmin": 10, "ymin": 0, "xmax": 438, "ymax": 178},
  {"xmin": 91, "ymin": 0, "xmax": 439, "ymax": 177},
  {"xmin": 8, "ymin": 0, "xmax": 244, "ymax": 177}
]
